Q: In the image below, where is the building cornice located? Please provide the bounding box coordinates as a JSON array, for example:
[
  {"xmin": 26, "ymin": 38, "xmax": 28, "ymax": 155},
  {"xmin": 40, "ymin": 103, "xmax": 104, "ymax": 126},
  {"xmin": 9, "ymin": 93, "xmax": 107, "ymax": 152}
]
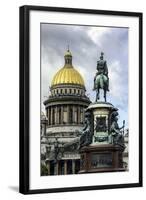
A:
[{"xmin": 44, "ymin": 95, "xmax": 91, "ymax": 107}]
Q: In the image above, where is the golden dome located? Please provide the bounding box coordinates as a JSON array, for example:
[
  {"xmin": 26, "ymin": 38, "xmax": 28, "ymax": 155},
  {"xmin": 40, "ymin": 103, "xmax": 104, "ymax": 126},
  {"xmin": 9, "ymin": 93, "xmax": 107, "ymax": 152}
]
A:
[
  {"xmin": 51, "ymin": 49, "xmax": 85, "ymax": 87},
  {"xmin": 51, "ymin": 67, "xmax": 84, "ymax": 86}
]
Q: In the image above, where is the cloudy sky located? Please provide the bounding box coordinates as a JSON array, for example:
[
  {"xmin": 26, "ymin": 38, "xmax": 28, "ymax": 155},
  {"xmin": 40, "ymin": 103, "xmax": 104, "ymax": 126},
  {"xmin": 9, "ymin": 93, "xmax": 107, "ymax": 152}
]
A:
[{"xmin": 41, "ymin": 23, "xmax": 128, "ymax": 128}]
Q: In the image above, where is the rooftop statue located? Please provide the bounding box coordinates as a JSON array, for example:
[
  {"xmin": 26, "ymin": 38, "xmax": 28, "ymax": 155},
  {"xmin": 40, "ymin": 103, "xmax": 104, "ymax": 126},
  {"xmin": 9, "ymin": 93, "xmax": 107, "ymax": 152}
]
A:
[{"xmin": 93, "ymin": 52, "xmax": 109, "ymax": 102}]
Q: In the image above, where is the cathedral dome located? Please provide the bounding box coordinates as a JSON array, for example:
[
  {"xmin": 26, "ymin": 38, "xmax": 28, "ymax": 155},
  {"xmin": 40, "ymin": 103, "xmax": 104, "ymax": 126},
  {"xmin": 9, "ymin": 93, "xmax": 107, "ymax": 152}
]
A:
[
  {"xmin": 51, "ymin": 49, "xmax": 85, "ymax": 87},
  {"xmin": 51, "ymin": 66, "xmax": 85, "ymax": 86}
]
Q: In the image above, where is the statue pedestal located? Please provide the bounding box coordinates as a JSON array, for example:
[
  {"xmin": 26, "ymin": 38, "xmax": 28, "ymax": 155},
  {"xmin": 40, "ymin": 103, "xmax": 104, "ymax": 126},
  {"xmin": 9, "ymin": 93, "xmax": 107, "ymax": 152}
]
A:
[
  {"xmin": 79, "ymin": 101, "xmax": 126, "ymax": 173},
  {"xmin": 87, "ymin": 102, "xmax": 118, "ymax": 144},
  {"xmin": 79, "ymin": 144, "xmax": 125, "ymax": 173}
]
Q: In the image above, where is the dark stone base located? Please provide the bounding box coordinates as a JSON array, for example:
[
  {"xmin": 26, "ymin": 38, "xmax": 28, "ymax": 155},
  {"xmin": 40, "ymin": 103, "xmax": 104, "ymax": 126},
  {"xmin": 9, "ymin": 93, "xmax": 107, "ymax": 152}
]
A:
[{"xmin": 79, "ymin": 144, "xmax": 125, "ymax": 174}]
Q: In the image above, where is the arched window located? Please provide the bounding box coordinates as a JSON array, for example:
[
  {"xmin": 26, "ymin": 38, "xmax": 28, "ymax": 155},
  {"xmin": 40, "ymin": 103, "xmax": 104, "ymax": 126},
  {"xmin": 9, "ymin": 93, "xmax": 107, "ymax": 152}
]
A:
[
  {"xmin": 69, "ymin": 107, "xmax": 73, "ymax": 123},
  {"xmin": 59, "ymin": 107, "xmax": 61, "ymax": 124},
  {"xmin": 48, "ymin": 108, "xmax": 51, "ymax": 125},
  {"xmin": 52, "ymin": 108, "xmax": 55, "ymax": 125},
  {"xmin": 77, "ymin": 107, "xmax": 79, "ymax": 124}
]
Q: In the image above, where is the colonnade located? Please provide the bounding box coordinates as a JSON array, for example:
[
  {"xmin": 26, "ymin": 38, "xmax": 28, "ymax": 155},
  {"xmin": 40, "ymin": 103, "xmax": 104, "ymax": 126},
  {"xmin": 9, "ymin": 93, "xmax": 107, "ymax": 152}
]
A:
[
  {"xmin": 46, "ymin": 159, "xmax": 80, "ymax": 175},
  {"xmin": 47, "ymin": 105, "xmax": 84, "ymax": 126}
]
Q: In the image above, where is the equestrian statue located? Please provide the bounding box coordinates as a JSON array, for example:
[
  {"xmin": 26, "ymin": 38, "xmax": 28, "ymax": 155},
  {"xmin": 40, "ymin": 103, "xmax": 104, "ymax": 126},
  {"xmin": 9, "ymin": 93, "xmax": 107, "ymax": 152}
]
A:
[{"xmin": 93, "ymin": 52, "xmax": 109, "ymax": 102}]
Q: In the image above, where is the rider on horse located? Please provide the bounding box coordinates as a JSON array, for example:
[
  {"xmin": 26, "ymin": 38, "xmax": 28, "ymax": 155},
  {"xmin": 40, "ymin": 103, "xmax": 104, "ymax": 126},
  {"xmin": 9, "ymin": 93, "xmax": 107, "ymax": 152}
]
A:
[{"xmin": 93, "ymin": 52, "xmax": 109, "ymax": 92}]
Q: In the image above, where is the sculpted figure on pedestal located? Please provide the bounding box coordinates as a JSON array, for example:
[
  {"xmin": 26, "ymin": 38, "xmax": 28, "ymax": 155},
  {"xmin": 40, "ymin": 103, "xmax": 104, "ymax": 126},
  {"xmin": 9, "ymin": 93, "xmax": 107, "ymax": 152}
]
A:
[
  {"xmin": 79, "ymin": 112, "xmax": 93, "ymax": 149},
  {"xmin": 109, "ymin": 111, "xmax": 125, "ymax": 148}
]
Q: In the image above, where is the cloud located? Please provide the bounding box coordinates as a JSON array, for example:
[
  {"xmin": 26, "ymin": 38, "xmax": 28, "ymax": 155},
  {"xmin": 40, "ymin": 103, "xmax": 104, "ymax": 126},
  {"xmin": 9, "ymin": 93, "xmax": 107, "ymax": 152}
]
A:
[
  {"xmin": 87, "ymin": 27, "xmax": 111, "ymax": 46},
  {"xmin": 109, "ymin": 60, "xmax": 127, "ymax": 99}
]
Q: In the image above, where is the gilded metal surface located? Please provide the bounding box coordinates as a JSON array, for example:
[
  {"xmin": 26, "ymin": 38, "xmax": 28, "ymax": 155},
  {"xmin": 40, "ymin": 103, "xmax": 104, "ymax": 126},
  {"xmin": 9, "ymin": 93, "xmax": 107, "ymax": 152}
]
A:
[{"xmin": 51, "ymin": 65, "xmax": 84, "ymax": 86}]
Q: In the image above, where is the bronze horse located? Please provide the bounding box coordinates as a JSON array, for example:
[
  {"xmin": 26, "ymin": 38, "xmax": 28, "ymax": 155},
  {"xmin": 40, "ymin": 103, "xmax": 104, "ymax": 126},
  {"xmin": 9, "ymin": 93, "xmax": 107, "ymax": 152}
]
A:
[{"xmin": 94, "ymin": 73, "xmax": 109, "ymax": 102}]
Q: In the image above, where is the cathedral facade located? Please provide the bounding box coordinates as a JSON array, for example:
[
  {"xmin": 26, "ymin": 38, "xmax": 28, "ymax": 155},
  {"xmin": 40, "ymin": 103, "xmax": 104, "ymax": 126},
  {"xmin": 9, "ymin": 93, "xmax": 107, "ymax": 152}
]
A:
[{"xmin": 41, "ymin": 49, "xmax": 90, "ymax": 175}]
